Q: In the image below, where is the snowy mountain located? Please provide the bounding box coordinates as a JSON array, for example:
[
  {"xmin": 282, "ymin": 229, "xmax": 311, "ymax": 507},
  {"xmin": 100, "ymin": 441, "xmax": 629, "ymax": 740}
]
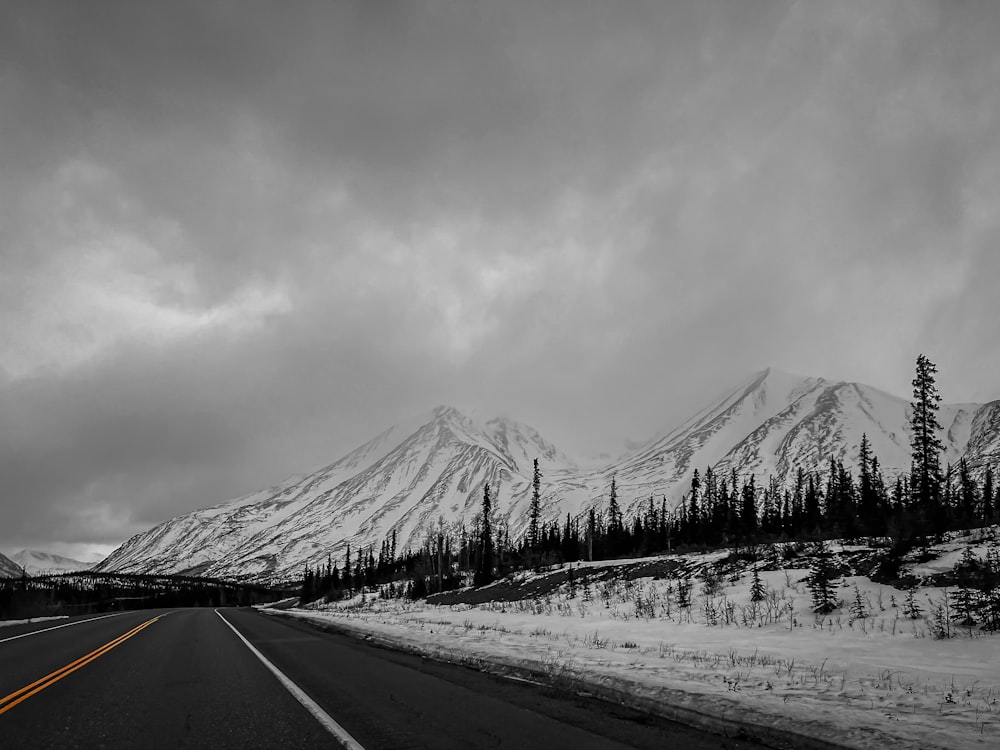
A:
[
  {"xmin": 607, "ymin": 369, "xmax": 999, "ymax": 516},
  {"xmin": 96, "ymin": 406, "xmax": 577, "ymax": 580},
  {"xmin": 96, "ymin": 370, "xmax": 1000, "ymax": 581},
  {"xmin": 0, "ymin": 551, "xmax": 22, "ymax": 578},
  {"xmin": 8, "ymin": 550, "xmax": 95, "ymax": 576}
]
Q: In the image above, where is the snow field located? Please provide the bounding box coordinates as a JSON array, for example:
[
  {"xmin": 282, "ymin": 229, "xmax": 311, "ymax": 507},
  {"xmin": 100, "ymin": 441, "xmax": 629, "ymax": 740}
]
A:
[{"xmin": 281, "ymin": 540, "xmax": 1000, "ymax": 750}]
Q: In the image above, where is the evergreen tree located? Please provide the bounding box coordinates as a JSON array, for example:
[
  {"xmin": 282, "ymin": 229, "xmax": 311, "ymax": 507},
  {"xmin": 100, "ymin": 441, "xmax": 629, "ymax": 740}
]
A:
[
  {"xmin": 659, "ymin": 496, "xmax": 670, "ymax": 552},
  {"xmin": 804, "ymin": 474, "xmax": 821, "ymax": 533},
  {"xmin": 642, "ymin": 495, "xmax": 656, "ymax": 554},
  {"xmin": 869, "ymin": 455, "xmax": 888, "ymax": 531},
  {"xmin": 980, "ymin": 545, "xmax": 1000, "ymax": 630},
  {"xmin": 475, "ymin": 483, "xmax": 494, "ymax": 586},
  {"xmin": 791, "ymin": 468, "xmax": 806, "ymax": 533},
  {"xmin": 760, "ymin": 478, "xmax": 779, "ymax": 535},
  {"xmin": 910, "ymin": 354, "xmax": 944, "ymax": 513},
  {"xmin": 943, "ymin": 463, "xmax": 954, "ymax": 521},
  {"xmin": 688, "ymin": 469, "xmax": 701, "ymax": 541},
  {"xmin": 903, "ymin": 587, "xmax": 922, "ymax": 620},
  {"xmin": 958, "ymin": 458, "xmax": 978, "ymax": 526},
  {"xmin": 807, "ymin": 554, "xmax": 839, "ymax": 614},
  {"xmin": 858, "ymin": 433, "xmax": 878, "ymax": 531},
  {"xmin": 953, "ymin": 587, "xmax": 978, "ymax": 636},
  {"xmin": 703, "ymin": 467, "xmax": 717, "ymax": 539},
  {"xmin": 849, "ymin": 585, "xmax": 869, "ymax": 621},
  {"xmin": 676, "ymin": 576, "xmax": 692, "ymax": 610},
  {"xmin": 930, "ymin": 596, "xmax": 952, "ymax": 639},
  {"xmin": 983, "ymin": 467, "xmax": 995, "ymax": 524},
  {"xmin": 607, "ymin": 475, "xmax": 623, "ymax": 555},
  {"xmin": 749, "ymin": 567, "xmax": 766, "ymax": 603},
  {"xmin": 300, "ymin": 565, "xmax": 314, "ymax": 603},
  {"xmin": 528, "ymin": 458, "xmax": 542, "ymax": 550},
  {"xmin": 891, "ymin": 475, "xmax": 906, "ymax": 513},
  {"xmin": 587, "ymin": 507, "xmax": 596, "ymax": 561},
  {"xmin": 561, "ymin": 512, "xmax": 578, "ymax": 562},
  {"xmin": 740, "ymin": 478, "xmax": 758, "ymax": 537}
]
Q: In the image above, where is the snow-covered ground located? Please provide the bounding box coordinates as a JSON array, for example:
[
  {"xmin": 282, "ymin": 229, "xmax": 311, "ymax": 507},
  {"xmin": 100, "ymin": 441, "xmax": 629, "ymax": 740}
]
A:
[
  {"xmin": 0, "ymin": 615, "xmax": 68, "ymax": 629},
  {"xmin": 273, "ymin": 530, "xmax": 1000, "ymax": 750}
]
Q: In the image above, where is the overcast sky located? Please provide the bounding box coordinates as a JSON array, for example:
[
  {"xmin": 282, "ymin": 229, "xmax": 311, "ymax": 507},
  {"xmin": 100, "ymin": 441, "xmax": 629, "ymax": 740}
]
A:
[{"xmin": 2, "ymin": 0, "xmax": 999, "ymax": 560}]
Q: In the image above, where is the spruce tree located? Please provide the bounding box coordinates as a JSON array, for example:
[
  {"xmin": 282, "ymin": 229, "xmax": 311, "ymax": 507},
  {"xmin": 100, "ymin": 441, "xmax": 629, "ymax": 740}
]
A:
[
  {"xmin": 660, "ymin": 496, "xmax": 670, "ymax": 552},
  {"xmin": 870, "ymin": 455, "xmax": 887, "ymax": 530},
  {"xmin": 910, "ymin": 354, "xmax": 944, "ymax": 513},
  {"xmin": 807, "ymin": 553, "xmax": 839, "ymax": 614},
  {"xmin": 953, "ymin": 587, "xmax": 978, "ymax": 636},
  {"xmin": 891, "ymin": 475, "xmax": 905, "ymax": 513},
  {"xmin": 903, "ymin": 587, "xmax": 922, "ymax": 620},
  {"xmin": 676, "ymin": 576, "xmax": 692, "ymax": 610},
  {"xmin": 983, "ymin": 467, "xmax": 995, "ymax": 524},
  {"xmin": 300, "ymin": 565, "xmax": 313, "ymax": 603},
  {"xmin": 750, "ymin": 567, "xmax": 766, "ymax": 603},
  {"xmin": 607, "ymin": 475, "xmax": 622, "ymax": 555},
  {"xmin": 858, "ymin": 433, "xmax": 877, "ymax": 530},
  {"xmin": 740, "ymin": 478, "xmax": 758, "ymax": 537},
  {"xmin": 476, "ymin": 483, "xmax": 494, "ymax": 586},
  {"xmin": 804, "ymin": 474, "xmax": 821, "ymax": 533},
  {"xmin": 688, "ymin": 469, "xmax": 701, "ymax": 540},
  {"xmin": 528, "ymin": 458, "xmax": 542, "ymax": 550},
  {"xmin": 958, "ymin": 458, "xmax": 978, "ymax": 526},
  {"xmin": 587, "ymin": 507, "xmax": 596, "ymax": 561},
  {"xmin": 981, "ymin": 545, "xmax": 1000, "ymax": 630},
  {"xmin": 792, "ymin": 468, "xmax": 805, "ymax": 533},
  {"xmin": 849, "ymin": 585, "xmax": 869, "ymax": 621}
]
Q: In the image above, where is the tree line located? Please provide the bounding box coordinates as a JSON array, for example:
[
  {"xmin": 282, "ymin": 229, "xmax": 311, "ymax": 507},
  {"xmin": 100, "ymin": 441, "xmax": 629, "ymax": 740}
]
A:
[{"xmin": 1, "ymin": 571, "xmax": 293, "ymax": 620}]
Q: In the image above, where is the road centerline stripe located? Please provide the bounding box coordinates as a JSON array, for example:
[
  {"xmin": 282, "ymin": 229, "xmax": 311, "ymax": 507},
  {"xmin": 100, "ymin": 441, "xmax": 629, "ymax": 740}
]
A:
[
  {"xmin": 214, "ymin": 609, "xmax": 365, "ymax": 750},
  {"xmin": 0, "ymin": 615, "xmax": 160, "ymax": 715}
]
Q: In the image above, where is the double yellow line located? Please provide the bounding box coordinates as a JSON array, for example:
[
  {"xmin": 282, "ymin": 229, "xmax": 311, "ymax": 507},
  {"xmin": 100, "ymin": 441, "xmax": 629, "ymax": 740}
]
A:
[{"xmin": 0, "ymin": 615, "xmax": 160, "ymax": 716}]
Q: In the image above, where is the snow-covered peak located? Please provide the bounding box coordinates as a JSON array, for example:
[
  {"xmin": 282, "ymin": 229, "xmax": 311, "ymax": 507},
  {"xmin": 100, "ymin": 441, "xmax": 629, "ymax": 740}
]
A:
[
  {"xmin": 8, "ymin": 550, "xmax": 95, "ymax": 576},
  {"xmin": 96, "ymin": 404, "xmax": 579, "ymax": 579}
]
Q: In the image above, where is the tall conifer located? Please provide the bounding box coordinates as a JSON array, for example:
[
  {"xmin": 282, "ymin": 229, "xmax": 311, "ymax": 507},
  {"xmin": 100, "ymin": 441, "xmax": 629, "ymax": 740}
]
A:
[
  {"xmin": 910, "ymin": 354, "xmax": 944, "ymax": 512},
  {"xmin": 983, "ymin": 467, "xmax": 995, "ymax": 523},
  {"xmin": 528, "ymin": 458, "xmax": 542, "ymax": 549},
  {"xmin": 476, "ymin": 483, "xmax": 494, "ymax": 585}
]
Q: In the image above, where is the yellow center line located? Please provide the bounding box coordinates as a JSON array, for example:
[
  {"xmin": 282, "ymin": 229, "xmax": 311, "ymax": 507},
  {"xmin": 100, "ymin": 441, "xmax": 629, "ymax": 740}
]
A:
[{"xmin": 0, "ymin": 615, "xmax": 160, "ymax": 716}]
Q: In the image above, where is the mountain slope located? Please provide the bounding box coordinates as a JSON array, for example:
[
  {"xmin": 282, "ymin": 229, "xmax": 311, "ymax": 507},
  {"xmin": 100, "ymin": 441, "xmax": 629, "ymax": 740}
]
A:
[
  {"xmin": 96, "ymin": 370, "xmax": 1000, "ymax": 580},
  {"xmin": 0, "ymin": 551, "xmax": 22, "ymax": 578}
]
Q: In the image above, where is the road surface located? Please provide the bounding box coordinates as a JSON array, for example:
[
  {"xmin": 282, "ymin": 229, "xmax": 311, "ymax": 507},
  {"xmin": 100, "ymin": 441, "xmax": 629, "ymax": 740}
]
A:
[{"xmin": 1, "ymin": 607, "xmax": 769, "ymax": 748}]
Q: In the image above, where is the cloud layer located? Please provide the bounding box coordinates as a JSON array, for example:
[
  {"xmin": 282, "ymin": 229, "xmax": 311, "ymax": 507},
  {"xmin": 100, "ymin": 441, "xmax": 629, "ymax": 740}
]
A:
[{"xmin": 2, "ymin": 0, "xmax": 999, "ymax": 556}]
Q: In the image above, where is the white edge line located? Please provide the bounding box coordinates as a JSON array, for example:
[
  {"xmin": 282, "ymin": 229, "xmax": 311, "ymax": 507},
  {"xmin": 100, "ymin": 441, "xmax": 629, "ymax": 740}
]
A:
[
  {"xmin": 0, "ymin": 612, "xmax": 129, "ymax": 644},
  {"xmin": 214, "ymin": 609, "xmax": 365, "ymax": 750}
]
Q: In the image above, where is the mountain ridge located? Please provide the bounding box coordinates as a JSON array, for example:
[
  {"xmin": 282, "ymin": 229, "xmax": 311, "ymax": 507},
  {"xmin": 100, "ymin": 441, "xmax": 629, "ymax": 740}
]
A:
[{"xmin": 94, "ymin": 368, "xmax": 1000, "ymax": 580}]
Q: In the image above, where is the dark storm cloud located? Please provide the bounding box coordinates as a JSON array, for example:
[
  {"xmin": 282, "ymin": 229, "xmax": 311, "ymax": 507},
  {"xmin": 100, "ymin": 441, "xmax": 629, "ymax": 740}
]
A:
[{"xmin": 2, "ymin": 0, "xmax": 999, "ymax": 555}]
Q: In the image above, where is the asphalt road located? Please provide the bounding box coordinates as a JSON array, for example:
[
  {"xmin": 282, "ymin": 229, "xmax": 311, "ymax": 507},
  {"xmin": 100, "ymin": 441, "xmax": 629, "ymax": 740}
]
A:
[{"xmin": 1, "ymin": 607, "xmax": 769, "ymax": 749}]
